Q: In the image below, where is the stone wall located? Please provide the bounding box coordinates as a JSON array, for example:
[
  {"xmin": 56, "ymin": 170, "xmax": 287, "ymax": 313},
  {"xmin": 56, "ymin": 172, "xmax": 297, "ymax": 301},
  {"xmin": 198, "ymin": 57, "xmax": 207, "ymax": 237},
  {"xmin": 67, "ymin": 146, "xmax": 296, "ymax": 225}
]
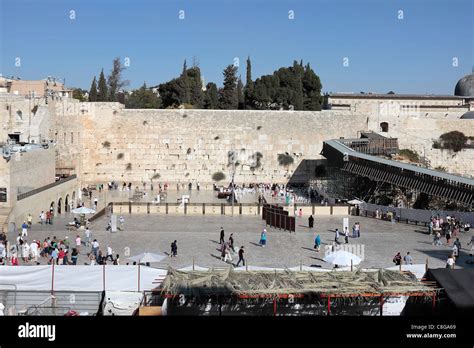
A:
[
  {"xmin": 0, "ymin": 146, "xmax": 55, "ymax": 207},
  {"xmin": 72, "ymin": 106, "xmax": 368, "ymax": 185},
  {"xmin": 6, "ymin": 177, "xmax": 79, "ymax": 228},
  {"xmin": 377, "ymin": 117, "xmax": 474, "ymax": 177}
]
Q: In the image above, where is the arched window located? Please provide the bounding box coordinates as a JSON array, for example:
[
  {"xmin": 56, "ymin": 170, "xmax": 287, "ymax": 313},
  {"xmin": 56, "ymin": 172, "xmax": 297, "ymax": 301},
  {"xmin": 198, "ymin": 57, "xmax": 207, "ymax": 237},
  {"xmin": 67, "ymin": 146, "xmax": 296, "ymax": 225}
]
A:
[{"xmin": 380, "ymin": 122, "xmax": 389, "ymax": 132}]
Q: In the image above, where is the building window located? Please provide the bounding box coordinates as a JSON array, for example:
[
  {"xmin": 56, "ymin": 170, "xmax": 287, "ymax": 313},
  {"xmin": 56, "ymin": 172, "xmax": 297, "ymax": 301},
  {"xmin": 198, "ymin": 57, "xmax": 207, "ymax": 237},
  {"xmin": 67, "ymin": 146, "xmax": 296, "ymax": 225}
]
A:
[
  {"xmin": 380, "ymin": 122, "xmax": 389, "ymax": 132},
  {"xmin": 0, "ymin": 188, "xmax": 7, "ymax": 202}
]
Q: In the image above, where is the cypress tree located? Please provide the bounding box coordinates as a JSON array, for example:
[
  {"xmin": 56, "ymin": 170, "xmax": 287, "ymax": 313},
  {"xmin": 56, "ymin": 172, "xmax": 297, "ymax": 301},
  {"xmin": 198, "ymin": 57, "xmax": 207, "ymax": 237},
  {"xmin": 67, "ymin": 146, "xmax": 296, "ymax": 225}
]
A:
[
  {"xmin": 107, "ymin": 57, "xmax": 126, "ymax": 102},
  {"xmin": 244, "ymin": 56, "xmax": 254, "ymax": 109},
  {"xmin": 88, "ymin": 76, "xmax": 98, "ymax": 102},
  {"xmin": 97, "ymin": 69, "xmax": 108, "ymax": 102},
  {"xmin": 181, "ymin": 59, "xmax": 190, "ymax": 105},
  {"xmin": 237, "ymin": 77, "xmax": 244, "ymax": 109}
]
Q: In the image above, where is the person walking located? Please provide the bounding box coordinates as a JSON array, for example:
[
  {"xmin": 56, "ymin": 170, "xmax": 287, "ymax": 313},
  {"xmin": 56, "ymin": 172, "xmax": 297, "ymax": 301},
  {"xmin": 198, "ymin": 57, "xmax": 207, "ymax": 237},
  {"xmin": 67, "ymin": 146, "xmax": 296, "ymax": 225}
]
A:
[
  {"xmin": 228, "ymin": 233, "xmax": 235, "ymax": 252},
  {"xmin": 308, "ymin": 215, "xmax": 314, "ymax": 229},
  {"xmin": 39, "ymin": 211, "xmax": 45, "ymax": 225},
  {"xmin": 344, "ymin": 227, "xmax": 349, "ymax": 244},
  {"xmin": 71, "ymin": 248, "xmax": 78, "ymax": 265},
  {"xmin": 334, "ymin": 229, "xmax": 340, "ymax": 244},
  {"xmin": 403, "ymin": 252, "xmax": 413, "ymax": 265},
  {"xmin": 75, "ymin": 235, "xmax": 81, "ymax": 253},
  {"xmin": 446, "ymin": 255, "xmax": 455, "ymax": 269},
  {"xmin": 170, "ymin": 240, "xmax": 178, "ymax": 257},
  {"xmin": 91, "ymin": 239, "xmax": 100, "ymax": 259},
  {"xmin": 85, "ymin": 228, "xmax": 92, "ymax": 247},
  {"xmin": 105, "ymin": 246, "xmax": 114, "ymax": 261},
  {"xmin": 219, "ymin": 227, "xmax": 225, "ymax": 244},
  {"xmin": 314, "ymin": 234, "xmax": 321, "ymax": 251},
  {"xmin": 27, "ymin": 214, "xmax": 33, "ymax": 228},
  {"xmin": 21, "ymin": 221, "xmax": 28, "ymax": 237},
  {"xmin": 446, "ymin": 230, "xmax": 452, "ymax": 245},
  {"xmin": 236, "ymin": 246, "xmax": 245, "ymax": 267},
  {"xmin": 224, "ymin": 243, "xmax": 232, "ymax": 263},
  {"xmin": 259, "ymin": 229, "xmax": 267, "ymax": 248},
  {"xmin": 119, "ymin": 215, "xmax": 125, "ymax": 231}
]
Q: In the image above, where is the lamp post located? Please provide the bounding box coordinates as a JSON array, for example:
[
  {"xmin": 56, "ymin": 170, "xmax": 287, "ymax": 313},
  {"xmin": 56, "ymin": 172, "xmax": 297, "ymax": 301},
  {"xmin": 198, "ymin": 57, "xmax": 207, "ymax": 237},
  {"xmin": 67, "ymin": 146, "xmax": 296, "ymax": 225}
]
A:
[{"xmin": 229, "ymin": 150, "xmax": 237, "ymax": 216}]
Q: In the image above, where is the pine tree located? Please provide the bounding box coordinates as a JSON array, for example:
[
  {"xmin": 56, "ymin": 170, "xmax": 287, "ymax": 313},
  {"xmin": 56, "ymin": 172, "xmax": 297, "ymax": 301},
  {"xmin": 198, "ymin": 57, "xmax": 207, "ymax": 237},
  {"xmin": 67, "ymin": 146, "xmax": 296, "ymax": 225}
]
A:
[
  {"xmin": 88, "ymin": 76, "xmax": 98, "ymax": 102},
  {"xmin": 219, "ymin": 64, "xmax": 238, "ymax": 109},
  {"xmin": 237, "ymin": 77, "xmax": 244, "ymax": 109},
  {"xmin": 97, "ymin": 69, "xmax": 108, "ymax": 102},
  {"xmin": 203, "ymin": 82, "xmax": 219, "ymax": 109},
  {"xmin": 107, "ymin": 57, "xmax": 127, "ymax": 102},
  {"xmin": 302, "ymin": 63, "xmax": 323, "ymax": 111}
]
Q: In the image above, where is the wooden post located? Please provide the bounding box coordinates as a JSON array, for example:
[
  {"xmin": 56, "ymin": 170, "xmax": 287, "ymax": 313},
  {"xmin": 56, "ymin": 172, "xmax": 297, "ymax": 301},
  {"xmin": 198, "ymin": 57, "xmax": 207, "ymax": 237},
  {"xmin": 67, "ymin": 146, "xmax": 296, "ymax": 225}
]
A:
[
  {"xmin": 51, "ymin": 262, "xmax": 55, "ymax": 295},
  {"xmin": 379, "ymin": 295, "xmax": 384, "ymax": 316}
]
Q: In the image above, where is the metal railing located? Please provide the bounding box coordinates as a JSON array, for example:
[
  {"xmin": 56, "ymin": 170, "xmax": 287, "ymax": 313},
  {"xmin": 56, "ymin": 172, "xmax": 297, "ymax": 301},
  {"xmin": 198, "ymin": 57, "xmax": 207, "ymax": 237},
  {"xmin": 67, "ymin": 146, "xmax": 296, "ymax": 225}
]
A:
[{"xmin": 17, "ymin": 175, "xmax": 77, "ymax": 201}]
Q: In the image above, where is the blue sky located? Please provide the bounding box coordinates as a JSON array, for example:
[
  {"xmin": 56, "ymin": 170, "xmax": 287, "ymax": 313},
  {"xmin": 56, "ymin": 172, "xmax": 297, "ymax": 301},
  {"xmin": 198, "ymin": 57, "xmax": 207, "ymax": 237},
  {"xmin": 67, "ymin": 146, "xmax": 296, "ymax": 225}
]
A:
[{"xmin": 0, "ymin": 0, "xmax": 473, "ymax": 94}]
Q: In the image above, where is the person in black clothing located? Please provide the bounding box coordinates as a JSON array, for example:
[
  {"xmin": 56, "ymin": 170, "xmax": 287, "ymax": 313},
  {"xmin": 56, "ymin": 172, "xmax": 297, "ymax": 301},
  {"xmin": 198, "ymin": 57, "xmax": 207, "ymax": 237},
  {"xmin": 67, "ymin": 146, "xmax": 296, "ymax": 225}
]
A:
[
  {"xmin": 236, "ymin": 246, "xmax": 245, "ymax": 267},
  {"xmin": 393, "ymin": 252, "xmax": 402, "ymax": 266},
  {"xmin": 219, "ymin": 227, "xmax": 225, "ymax": 244},
  {"xmin": 171, "ymin": 240, "xmax": 178, "ymax": 257},
  {"xmin": 308, "ymin": 215, "xmax": 314, "ymax": 229},
  {"xmin": 229, "ymin": 233, "xmax": 235, "ymax": 252}
]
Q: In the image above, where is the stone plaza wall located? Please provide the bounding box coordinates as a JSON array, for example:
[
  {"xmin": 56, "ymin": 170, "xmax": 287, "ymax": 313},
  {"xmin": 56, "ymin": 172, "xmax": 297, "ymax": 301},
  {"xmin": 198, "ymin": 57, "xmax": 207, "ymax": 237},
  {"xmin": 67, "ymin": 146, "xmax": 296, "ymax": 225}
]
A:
[{"xmin": 68, "ymin": 105, "xmax": 368, "ymax": 185}]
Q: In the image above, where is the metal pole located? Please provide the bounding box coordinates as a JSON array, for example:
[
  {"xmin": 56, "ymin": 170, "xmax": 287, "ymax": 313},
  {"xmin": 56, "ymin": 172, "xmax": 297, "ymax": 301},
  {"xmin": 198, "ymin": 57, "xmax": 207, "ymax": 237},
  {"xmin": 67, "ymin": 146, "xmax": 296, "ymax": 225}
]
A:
[{"xmin": 231, "ymin": 161, "xmax": 235, "ymax": 217}]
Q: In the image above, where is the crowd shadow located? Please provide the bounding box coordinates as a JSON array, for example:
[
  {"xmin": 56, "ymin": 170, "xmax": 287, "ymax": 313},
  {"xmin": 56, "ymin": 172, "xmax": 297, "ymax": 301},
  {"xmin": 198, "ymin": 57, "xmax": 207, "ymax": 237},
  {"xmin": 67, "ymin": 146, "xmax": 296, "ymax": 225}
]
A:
[{"xmin": 249, "ymin": 242, "xmax": 261, "ymax": 247}]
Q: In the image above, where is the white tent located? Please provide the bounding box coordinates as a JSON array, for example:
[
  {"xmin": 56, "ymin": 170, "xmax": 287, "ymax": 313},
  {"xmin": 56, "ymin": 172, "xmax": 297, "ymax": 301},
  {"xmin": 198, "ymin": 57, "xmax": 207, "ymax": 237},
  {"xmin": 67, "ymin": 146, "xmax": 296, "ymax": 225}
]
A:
[
  {"xmin": 347, "ymin": 199, "xmax": 364, "ymax": 205},
  {"xmin": 71, "ymin": 207, "xmax": 96, "ymax": 214},
  {"xmin": 0, "ymin": 265, "xmax": 168, "ymax": 292},
  {"xmin": 128, "ymin": 252, "xmax": 166, "ymax": 263},
  {"xmin": 323, "ymin": 250, "xmax": 362, "ymax": 266}
]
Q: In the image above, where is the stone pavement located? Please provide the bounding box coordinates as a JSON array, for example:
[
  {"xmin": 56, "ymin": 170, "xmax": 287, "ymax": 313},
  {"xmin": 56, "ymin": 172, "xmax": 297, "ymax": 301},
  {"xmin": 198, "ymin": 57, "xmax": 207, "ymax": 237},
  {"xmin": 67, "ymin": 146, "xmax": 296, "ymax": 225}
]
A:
[{"xmin": 7, "ymin": 213, "xmax": 474, "ymax": 270}]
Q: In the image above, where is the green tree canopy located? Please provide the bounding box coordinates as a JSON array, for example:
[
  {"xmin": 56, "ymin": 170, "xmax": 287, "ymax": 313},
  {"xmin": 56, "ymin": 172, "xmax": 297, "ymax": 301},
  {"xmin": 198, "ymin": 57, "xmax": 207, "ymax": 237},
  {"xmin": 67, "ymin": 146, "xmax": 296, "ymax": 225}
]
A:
[
  {"xmin": 204, "ymin": 82, "xmax": 219, "ymax": 109},
  {"xmin": 125, "ymin": 83, "xmax": 161, "ymax": 109}
]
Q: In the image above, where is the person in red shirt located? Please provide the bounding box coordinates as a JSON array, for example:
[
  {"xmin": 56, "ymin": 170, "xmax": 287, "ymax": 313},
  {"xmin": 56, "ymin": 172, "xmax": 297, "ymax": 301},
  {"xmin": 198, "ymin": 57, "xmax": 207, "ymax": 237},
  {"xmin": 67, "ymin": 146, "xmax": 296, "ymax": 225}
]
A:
[
  {"xmin": 58, "ymin": 249, "xmax": 65, "ymax": 265},
  {"xmin": 11, "ymin": 254, "xmax": 19, "ymax": 265}
]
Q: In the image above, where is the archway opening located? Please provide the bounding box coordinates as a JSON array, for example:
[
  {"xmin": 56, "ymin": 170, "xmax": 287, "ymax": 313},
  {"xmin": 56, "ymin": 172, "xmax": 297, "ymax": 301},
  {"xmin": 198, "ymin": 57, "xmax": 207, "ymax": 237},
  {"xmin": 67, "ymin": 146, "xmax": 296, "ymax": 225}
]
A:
[
  {"xmin": 57, "ymin": 198, "xmax": 62, "ymax": 214},
  {"xmin": 65, "ymin": 195, "xmax": 69, "ymax": 213}
]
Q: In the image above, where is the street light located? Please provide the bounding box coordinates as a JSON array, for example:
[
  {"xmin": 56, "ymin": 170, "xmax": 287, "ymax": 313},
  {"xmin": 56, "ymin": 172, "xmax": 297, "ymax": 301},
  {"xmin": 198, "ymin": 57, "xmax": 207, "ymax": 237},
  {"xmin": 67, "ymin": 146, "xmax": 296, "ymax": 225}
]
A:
[{"xmin": 228, "ymin": 150, "xmax": 237, "ymax": 216}]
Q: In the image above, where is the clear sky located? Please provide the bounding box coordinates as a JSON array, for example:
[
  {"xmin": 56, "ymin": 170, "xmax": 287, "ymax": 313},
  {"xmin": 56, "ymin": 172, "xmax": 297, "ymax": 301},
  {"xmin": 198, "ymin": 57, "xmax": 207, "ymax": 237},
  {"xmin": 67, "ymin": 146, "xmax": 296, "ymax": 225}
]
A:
[{"xmin": 0, "ymin": 0, "xmax": 473, "ymax": 94}]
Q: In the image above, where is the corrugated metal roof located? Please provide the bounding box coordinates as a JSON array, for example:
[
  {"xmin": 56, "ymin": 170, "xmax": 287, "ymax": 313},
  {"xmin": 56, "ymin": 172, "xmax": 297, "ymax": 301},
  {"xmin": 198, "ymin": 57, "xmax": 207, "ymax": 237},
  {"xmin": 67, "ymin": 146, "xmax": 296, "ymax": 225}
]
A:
[{"xmin": 324, "ymin": 139, "xmax": 474, "ymax": 186}]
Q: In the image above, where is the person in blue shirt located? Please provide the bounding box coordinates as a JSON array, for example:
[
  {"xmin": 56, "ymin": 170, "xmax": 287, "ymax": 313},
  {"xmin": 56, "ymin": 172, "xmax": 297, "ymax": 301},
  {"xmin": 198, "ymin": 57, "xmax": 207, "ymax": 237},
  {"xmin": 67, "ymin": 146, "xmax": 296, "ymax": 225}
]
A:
[
  {"xmin": 259, "ymin": 229, "xmax": 267, "ymax": 247},
  {"xmin": 314, "ymin": 235, "xmax": 321, "ymax": 251}
]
